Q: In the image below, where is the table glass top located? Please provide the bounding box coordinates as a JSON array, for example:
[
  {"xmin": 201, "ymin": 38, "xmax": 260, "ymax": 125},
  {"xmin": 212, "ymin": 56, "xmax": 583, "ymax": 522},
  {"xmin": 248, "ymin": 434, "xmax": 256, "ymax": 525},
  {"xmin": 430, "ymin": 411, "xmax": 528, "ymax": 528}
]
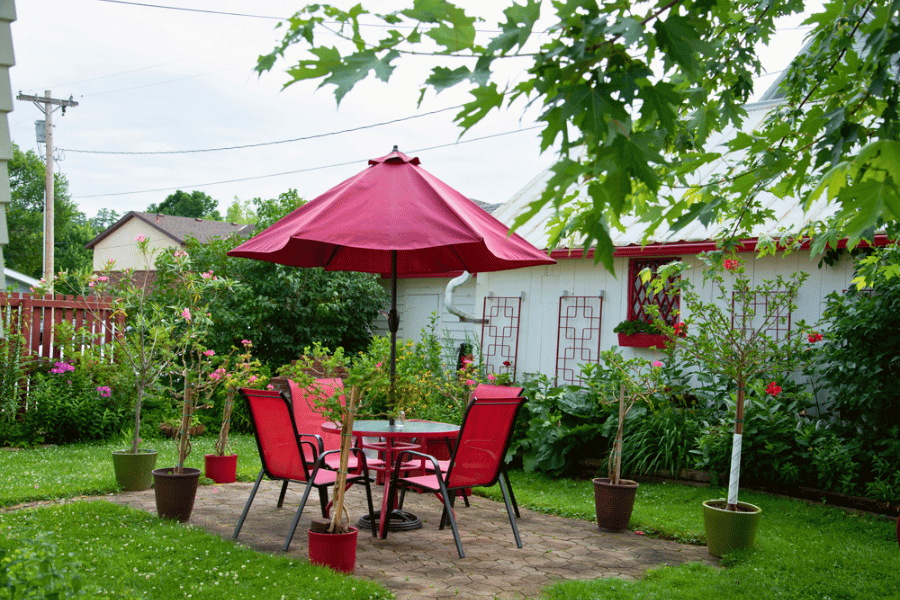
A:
[{"xmin": 324, "ymin": 419, "xmax": 459, "ymax": 436}]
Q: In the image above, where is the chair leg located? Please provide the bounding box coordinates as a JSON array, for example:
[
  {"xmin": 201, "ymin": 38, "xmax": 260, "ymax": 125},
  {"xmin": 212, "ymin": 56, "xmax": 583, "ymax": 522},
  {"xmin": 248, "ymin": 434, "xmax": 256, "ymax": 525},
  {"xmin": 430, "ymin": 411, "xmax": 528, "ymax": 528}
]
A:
[
  {"xmin": 359, "ymin": 476, "xmax": 377, "ymax": 537},
  {"xmin": 277, "ymin": 479, "xmax": 290, "ymax": 508},
  {"xmin": 318, "ymin": 487, "xmax": 330, "ymax": 518},
  {"xmin": 498, "ymin": 472, "xmax": 523, "ymax": 549},
  {"xmin": 501, "ymin": 466, "xmax": 520, "ymax": 518},
  {"xmin": 233, "ymin": 469, "xmax": 265, "ymax": 540},
  {"xmin": 434, "ymin": 481, "xmax": 465, "ymax": 558},
  {"xmin": 284, "ymin": 480, "xmax": 319, "ymax": 552}
]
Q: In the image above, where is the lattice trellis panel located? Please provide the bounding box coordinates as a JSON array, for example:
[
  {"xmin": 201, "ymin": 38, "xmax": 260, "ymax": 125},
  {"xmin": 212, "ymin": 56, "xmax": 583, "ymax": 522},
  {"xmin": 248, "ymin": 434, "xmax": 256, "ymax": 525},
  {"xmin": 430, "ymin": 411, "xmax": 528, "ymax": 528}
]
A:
[
  {"xmin": 628, "ymin": 257, "xmax": 680, "ymax": 325},
  {"xmin": 556, "ymin": 295, "xmax": 603, "ymax": 386},
  {"xmin": 481, "ymin": 296, "xmax": 521, "ymax": 380},
  {"xmin": 731, "ymin": 289, "xmax": 794, "ymax": 341}
]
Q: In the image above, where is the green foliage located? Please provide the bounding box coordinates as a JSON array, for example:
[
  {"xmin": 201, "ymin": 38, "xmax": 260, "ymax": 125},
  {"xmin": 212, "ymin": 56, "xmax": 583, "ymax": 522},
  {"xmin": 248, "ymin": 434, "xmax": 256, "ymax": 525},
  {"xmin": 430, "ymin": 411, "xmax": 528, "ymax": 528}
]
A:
[
  {"xmin": 515, "ymin": 373, "xmax": 613, "ymax": 477},
  {"xmin": 146, "ymin": 189, "xmax": 221, "ymax": 220},
  {"xmin": 160, "ymin": 195, "xmax": 387, "ymax": 368},
  {"xmin": 248, "ymin": 1, "xmax": 900, "ymax": 274},
  {"xmin": 0, "ymin": 334, "xmax": 27, "ymax": 428},
  {"xmin": 612, "ymin": 320, "xmax": 662, "ymax": 335},
  {"xmin": 5, "ymin": 143, "xmax": 91, "ymax": 278},
  {"xmin": 693, "ymin": 388, "xmax": 811, "ymax": 487},
  {"xmin": 0, "ymin": 537, "xmax": 88, "ymax": 600},
  {"xmin": 810, "ymin": 246, "xmax": 900, "ymax": 481}
]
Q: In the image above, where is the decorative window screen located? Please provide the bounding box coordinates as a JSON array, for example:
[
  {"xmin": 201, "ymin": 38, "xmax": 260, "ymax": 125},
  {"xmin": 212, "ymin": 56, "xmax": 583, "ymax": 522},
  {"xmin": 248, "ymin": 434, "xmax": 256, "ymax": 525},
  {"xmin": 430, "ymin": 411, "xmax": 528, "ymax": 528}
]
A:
[
  {"xmin": 481, "ymin": 296, "xmax": 521, "ymax": 380},
  {"xmin": 556, "ymin": 295, "xmax": 603, "ymax": 386},
  {"xmin": 731, "ymin": 289, "xmax": 794, "ymax": 341},
  {"xmin": 627, "ymin": 257, "xmax": 680, "ymax": 325}
]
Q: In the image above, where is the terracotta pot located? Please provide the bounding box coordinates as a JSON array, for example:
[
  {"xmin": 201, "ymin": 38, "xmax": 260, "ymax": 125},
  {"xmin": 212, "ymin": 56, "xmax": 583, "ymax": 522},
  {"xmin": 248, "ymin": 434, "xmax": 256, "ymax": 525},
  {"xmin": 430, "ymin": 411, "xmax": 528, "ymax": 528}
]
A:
[
  {"xmin": 592, "ymin": 477, "xmax": 639, "ymax": 532},
  {"xmin": 702, "ymin": 499, "xmax": 762, "ymax": 557},
  {"xmin": 112, "ymin": 449, "xmax": 158, "ymax": 491},
  {"xmin": 204, "ymin": 454, "xmax": 237, "ymax": 484},
  {"xmin": 308, "ymin": 526, "xmax": 358, "ymax": 574},
  {"xmin": 152, "ymin": 467, "xmax": 201, "ymax": 522}
]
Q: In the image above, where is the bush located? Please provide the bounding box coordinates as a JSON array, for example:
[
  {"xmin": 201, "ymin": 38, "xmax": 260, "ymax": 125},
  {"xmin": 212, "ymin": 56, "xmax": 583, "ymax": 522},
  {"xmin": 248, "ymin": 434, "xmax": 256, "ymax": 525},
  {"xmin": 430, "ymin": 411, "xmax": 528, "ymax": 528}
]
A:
[
  {"xmin": 0, "ymin": 537, "xmax": 86, "ymax": 599},
  {"xmin": 809, "ymin": 246, "xmax": 900, "ymax": 485}
]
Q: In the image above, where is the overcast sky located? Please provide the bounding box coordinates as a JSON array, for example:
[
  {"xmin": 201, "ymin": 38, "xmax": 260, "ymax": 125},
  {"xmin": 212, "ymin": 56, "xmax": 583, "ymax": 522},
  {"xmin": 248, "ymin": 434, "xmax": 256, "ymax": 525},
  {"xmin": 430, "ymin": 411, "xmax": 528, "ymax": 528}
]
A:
[{"xmin": 9, "ymin": 1, "xmax": 815, "ymax": 221}]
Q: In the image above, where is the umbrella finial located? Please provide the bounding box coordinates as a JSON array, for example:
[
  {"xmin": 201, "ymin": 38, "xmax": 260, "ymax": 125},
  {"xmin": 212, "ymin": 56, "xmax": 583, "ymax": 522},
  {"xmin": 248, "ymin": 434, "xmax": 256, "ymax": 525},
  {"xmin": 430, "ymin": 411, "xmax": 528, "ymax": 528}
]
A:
[{"xmin": 392, "ymin": 145, "xmax": 399, "ymax": 152}]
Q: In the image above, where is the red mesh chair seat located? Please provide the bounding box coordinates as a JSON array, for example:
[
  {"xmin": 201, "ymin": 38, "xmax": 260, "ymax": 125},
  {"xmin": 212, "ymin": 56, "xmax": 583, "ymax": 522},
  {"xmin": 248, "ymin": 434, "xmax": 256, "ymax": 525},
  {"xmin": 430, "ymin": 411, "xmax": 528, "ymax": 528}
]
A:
[
  {"xmin": 423, "ymin": 383, "xmax": 525, "ymax": 515},
  {"xmin": 386, "ymin": 395, "xmax": 526, "ymax": 558},
  {"xmin": 287, "ymin": 378, "xmax": 386, "ymax": 472},
  {"xmin": 232, "ymin": 388, "xmax": 376, "ymax": 550}
]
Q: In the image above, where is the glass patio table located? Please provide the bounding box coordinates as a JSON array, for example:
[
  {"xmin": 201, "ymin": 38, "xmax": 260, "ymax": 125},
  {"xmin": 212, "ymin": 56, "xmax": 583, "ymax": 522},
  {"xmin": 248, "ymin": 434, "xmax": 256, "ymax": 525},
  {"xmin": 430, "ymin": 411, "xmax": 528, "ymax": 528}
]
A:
[{"xmin": 322, "ymin": 419, "xmax": 460, "ymax": 538}]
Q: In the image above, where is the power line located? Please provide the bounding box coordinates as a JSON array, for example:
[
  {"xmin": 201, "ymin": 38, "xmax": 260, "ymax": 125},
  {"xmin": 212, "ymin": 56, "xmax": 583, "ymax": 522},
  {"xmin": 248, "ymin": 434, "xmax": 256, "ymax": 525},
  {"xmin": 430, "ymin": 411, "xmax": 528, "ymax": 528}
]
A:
[
  {"xmin": 73, "ymin": 126, "xmax": 543, "ymax": 199},
  {"xmin": 60, "ymin": 106, "xmax": 464, "ymax": 155},
  {"xmin": 98, "ymin": 0, "xmax": 284, "ymax": 20}
]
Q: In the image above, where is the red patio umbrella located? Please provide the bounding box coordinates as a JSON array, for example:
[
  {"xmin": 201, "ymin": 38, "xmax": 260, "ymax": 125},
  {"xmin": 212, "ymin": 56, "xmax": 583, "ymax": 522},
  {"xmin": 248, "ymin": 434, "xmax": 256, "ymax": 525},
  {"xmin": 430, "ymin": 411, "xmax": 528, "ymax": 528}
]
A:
[{"xmin": 227, "ymin": 146, "xmax": 555, "ymax": 385}]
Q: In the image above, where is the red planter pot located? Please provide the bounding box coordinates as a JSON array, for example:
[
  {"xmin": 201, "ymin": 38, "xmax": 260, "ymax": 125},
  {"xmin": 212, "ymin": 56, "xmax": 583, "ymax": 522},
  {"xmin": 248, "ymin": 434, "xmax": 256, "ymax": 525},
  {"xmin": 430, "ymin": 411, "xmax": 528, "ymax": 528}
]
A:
[
  {"xmin": 204, "ymin": 454, "xmax": 237, "ymax": 484},
  {"xmin": 308, "ymin": 526, "xmax": 358, "ymax": 574},
  {"xmin": 617, "ymin": 332, "xmax": 669, "ymax": 349}
]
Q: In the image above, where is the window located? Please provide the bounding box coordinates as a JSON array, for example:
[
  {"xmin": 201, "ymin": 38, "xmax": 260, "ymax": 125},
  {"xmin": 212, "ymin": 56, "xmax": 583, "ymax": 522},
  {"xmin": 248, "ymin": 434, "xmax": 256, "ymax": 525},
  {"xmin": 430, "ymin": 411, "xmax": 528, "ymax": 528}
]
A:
[{"xmin": 627, "ymin": 257, "xmax": 680, "ymax": 326}]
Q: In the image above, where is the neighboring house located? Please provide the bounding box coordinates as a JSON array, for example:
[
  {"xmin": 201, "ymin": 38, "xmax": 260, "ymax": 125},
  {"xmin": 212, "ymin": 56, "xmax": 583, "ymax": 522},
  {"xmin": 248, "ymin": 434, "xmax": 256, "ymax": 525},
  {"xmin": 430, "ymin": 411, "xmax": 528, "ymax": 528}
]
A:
[
  {"xmin": 85, "ymin": 211, "xmax": 254, "ymax": 273},
  {"xmin": 394, "ymin": 95, "xmax": 888, "ymax": 384},
  {"xmin": 3, "ymin": 266, "xmax": 38, "ymax": 293}
]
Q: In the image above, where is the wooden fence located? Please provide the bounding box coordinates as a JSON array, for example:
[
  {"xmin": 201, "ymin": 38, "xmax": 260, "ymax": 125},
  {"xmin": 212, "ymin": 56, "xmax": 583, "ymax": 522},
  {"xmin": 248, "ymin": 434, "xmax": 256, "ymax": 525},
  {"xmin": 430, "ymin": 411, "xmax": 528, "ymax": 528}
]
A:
[{"xmin": 0, "ymin": 292, "xmax": 123, "ymax": 362}]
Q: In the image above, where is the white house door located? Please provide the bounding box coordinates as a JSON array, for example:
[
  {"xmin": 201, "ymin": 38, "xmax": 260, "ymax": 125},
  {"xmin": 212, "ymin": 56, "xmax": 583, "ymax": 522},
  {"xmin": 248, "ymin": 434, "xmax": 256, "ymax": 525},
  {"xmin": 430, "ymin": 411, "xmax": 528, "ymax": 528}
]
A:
[{"xmin": 399, "ymin": 293, "xmax": 441, "ymax": 342}]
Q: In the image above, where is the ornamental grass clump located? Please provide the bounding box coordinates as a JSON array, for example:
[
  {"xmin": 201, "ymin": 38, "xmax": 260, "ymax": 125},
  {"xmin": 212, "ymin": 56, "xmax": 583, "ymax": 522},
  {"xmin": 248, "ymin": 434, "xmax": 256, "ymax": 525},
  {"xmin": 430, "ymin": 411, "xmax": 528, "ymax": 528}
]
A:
[{"xmin": 652, "ymin": 253, "xmax": 813, "ymax": 511}]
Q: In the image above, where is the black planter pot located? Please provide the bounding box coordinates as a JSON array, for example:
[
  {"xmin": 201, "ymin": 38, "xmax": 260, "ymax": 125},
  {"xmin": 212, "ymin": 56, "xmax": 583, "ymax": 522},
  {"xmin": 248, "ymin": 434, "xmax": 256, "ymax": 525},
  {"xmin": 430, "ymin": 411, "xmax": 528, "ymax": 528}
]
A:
[
  {"xmin": 152, "ymin": 468, "xmax": 201, "ymax": 522},
  {"xmin": 592, "ymin": 477, "xmax": 639, "ymax": 532}
]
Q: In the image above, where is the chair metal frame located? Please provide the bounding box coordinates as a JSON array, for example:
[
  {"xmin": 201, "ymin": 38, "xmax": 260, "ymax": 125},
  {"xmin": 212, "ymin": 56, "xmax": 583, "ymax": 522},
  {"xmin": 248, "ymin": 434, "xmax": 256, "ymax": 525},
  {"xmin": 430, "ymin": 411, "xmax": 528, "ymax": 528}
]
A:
[
  {"xmin": 386, "ymin": 395, "xmax": 526, "ymax": 558},
  {"xmin": 232, "ymin": 388, "xmax": 376, "ymax": 550}
]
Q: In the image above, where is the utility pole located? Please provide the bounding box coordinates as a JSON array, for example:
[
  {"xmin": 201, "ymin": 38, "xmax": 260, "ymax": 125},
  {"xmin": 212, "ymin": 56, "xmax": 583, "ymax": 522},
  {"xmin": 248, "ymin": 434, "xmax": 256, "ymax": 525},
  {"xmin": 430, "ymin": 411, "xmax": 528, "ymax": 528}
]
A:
[{"xmin": 16, "ymin": 90, "xmax": 78, "ymax": 283}]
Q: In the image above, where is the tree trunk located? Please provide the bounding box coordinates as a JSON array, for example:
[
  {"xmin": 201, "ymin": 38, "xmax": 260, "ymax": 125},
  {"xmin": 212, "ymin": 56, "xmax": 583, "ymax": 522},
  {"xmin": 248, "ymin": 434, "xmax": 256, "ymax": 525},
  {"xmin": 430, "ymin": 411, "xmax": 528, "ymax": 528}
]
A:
[{"xmin": 726, "ymin": 382, "xmax": 745, "ymax": 511}]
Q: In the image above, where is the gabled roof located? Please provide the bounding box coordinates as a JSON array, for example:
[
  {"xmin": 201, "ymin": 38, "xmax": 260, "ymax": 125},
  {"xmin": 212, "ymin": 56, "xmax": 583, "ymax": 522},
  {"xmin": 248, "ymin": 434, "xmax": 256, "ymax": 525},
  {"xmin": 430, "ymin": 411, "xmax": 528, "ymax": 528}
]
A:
[{"xmin": 85, "ymin": 211, "xmax": 254, "ymax": 249}]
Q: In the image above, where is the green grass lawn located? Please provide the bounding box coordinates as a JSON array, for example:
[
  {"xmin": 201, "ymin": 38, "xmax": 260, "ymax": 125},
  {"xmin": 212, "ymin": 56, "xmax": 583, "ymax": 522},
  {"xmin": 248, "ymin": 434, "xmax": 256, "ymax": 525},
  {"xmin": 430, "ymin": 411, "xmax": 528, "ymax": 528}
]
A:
[{"xmin": 2, "ymin": 437, "xmax": 898, "ymax": 599}]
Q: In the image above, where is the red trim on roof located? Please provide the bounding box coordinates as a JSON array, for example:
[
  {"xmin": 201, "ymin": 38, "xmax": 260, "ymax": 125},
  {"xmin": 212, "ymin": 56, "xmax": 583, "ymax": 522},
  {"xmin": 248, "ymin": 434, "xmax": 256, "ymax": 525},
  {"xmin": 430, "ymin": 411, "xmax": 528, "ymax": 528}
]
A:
[{"xmin": 549, "ymin": 235, "xmax": 893, "ymax": 260}]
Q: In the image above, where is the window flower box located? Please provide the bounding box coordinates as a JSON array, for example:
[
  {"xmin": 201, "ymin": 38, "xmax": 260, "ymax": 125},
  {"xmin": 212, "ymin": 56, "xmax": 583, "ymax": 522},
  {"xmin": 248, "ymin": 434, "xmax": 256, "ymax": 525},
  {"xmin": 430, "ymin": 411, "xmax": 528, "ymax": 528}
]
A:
[{"xmin": 617, "ymin": 332, "xmax": 669, "ymax": 349}]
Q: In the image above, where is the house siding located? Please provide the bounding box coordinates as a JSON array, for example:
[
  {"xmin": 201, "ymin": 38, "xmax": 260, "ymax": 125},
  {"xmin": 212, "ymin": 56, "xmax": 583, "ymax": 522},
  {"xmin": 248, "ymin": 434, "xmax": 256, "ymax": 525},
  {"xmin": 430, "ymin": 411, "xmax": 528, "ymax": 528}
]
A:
[{"xmin": 91, "ymin": 218, "xmax": 179, "ymax": 271}]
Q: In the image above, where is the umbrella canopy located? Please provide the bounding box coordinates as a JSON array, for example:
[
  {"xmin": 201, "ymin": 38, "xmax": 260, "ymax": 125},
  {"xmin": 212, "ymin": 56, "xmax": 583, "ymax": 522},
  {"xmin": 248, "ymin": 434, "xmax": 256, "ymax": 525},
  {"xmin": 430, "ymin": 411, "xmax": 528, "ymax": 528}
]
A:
[
  {"xmin": 228, "ymin": 147, "xmax": 555, "ymax": 385},
  {"xmin": 228, "ymin": 148, "xmax": 554, "ymax": 276}
]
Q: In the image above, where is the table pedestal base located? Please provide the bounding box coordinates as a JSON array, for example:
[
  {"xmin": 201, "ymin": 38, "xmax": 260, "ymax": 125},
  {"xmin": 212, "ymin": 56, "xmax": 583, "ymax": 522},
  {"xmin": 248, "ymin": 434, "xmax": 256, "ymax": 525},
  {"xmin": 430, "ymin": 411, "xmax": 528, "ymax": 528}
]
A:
[{"xmin": 357, "ymin": 510, "xmax": 422, "ymax": 532}]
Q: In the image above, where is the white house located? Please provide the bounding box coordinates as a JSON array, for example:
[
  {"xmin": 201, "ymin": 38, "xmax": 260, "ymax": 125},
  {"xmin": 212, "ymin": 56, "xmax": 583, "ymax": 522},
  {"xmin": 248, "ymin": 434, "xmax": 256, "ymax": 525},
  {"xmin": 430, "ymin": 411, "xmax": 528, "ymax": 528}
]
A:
[{"xmin": 394, "ymin": 97, "xmax": 887, "ymax": 384}]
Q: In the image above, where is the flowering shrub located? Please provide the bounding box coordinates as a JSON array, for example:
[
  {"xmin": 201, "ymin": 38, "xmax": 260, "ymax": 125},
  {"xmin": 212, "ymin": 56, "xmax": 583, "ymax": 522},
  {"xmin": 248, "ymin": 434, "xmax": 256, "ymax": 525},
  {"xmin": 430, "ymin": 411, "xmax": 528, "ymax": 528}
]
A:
[{"xmin": 212, "ymin": 340, "xmax": 262, "ymax": 456}]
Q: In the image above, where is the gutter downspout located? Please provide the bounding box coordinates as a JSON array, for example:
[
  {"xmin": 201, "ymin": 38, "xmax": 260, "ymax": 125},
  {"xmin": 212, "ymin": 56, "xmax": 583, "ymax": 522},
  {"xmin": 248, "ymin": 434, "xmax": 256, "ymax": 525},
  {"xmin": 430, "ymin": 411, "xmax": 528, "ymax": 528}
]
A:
[{"xmin": 444, "ymin": 271, "xmax": 487, "ymax": 324}]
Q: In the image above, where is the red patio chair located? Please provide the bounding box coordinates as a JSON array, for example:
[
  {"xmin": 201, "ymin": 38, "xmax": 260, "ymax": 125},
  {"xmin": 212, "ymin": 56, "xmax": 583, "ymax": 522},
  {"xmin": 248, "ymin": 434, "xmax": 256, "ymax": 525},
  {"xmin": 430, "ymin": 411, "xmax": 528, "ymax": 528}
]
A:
[
  {"xmin": 287, "ymin": 378, "xmax": 385, "ymax": 473},
  {"xmin": 232, "ymin": 388, "xmax": 377, "ymax": 549},
  {"xmin": 386, "ymin": 395, "xmax": 526, "ymax": 558},
  {"xmin": 424, "ymin": 383, "xmax": 525, "ymax": 515}
]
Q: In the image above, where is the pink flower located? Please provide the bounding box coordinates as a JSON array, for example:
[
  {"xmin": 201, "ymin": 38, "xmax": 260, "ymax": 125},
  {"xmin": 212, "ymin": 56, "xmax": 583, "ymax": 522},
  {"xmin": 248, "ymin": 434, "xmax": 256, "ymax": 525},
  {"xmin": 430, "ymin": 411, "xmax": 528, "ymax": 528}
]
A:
[
  {"xmin": 724, "ymin": 259, "xmax": 739, "ymax": 271},
  {"xmin": 266, "ymin": 384, "xmax": 274, "ymax": 390},
  {"xmin": 808, "ymin": 332, "xmax": 823, "ymax": 343},
  {"xmin": 765, "ymin": 381, "xmax": 782, "ymax": 396},
  {"xmin": 466, "ymin": 379, "xmax": 476, "ymax": 386},
  {"xmin": 88, "ymin": 281, "xmax": 95, "ymax": 288},
  {"xmin": 97, "ymin": 276, "xmax": 108, "ymax": 282},
  {"xmin": 203, "ymin": 349, "xmax": 215, "ymax": 357},
  {"xmin": 181, "ymin": 308, "xmax": 191, "ymax": 321},
  {"xmin": 241, "ymin": 339, "xmax": 251, "ymax": 346},
  {"xmin": 248, "ymin": 375, "xmax": 258, "ymax": 384},
  {"xmin": 174, "ymin": 250, "xmax": 188, "ymax": 258},
  {"xmin": 135, "ymin": 234, "xmax": 146, "ymax": 243},
  {"xmin": 635, "ymin": 531, "xmax": 645, "ymax": 536},
  {"xmin": 375, "ymin": 362, "xmax": 383, "ymax": 369},
  {"xmin": 201, "ymin": 270, "xmax": 215, "ymax": 279},
  {"xmin": 461, "ymin": 357, "xmax": 473, "ymax": 366},
  {"xmin": 652, "ymin": 361, "xmax": 663, "ymax": 367},
  {"xmin": 96, "ymin": 386, "xmax": 112, "ymax": 397},
  {"xmin": 487, "ymin": 373, "xmax": 497, "ymax": 381}
]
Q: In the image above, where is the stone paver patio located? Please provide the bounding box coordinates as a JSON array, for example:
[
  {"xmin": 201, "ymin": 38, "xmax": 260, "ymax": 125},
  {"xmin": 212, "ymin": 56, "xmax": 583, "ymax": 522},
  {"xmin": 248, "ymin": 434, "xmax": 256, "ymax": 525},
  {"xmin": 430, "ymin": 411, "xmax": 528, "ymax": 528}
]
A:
[{"xmin": 105, "ymin": 479, "xmax": 717, "ymax": 599}]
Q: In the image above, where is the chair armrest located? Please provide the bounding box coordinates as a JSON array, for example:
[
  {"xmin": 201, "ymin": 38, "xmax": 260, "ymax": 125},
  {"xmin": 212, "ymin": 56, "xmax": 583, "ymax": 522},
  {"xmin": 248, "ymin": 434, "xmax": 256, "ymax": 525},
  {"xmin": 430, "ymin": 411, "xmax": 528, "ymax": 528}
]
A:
[
  {"xmin": 394, "ymin": 449, "xmax": 443, "ymax": 475},
  {"xmin": 297, "ymin": 433, "xmax": 325, "ymax": 454}
]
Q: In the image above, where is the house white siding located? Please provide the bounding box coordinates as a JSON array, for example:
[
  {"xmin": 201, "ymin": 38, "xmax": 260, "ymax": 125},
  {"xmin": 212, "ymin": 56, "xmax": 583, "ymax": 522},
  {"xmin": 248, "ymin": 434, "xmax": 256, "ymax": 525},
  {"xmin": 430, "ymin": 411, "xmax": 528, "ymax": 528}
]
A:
[{"xmin": 91, "ymin": 218, "xmax": 179, "ymax": 271}]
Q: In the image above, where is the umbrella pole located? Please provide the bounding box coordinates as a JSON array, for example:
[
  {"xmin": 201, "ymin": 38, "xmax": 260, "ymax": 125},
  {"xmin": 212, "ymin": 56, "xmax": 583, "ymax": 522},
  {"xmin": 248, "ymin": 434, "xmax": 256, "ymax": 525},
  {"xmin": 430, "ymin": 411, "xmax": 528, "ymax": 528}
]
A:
[{"xmin": 388, "ymin": 251, "xmax": 399, "ymax": 407}]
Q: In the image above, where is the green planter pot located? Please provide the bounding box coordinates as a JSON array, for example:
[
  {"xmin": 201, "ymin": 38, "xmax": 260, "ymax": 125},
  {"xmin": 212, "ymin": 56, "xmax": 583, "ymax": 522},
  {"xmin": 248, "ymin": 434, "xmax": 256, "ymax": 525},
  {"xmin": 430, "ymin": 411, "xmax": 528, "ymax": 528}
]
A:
[
  {"xmin": 702, "ymin": 499, "xmax": 762, "ymax": 557},
  {"xmin": 112, "ymin": 449, "xmax": 158, "ymax": 491}
]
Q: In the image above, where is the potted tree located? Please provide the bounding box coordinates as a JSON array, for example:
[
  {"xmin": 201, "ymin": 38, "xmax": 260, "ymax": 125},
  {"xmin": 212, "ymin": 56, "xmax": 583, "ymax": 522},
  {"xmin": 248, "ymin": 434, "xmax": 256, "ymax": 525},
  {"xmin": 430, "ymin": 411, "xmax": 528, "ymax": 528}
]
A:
[
  {"xmin": 152, "ymin": 341, "xmax": 225, "ymax": 521},
  {"xmin": 204, "ymin": 339, "xmax": 261, "ymax": 484},
  {"xmin": 41, "ymin": 236, "xmax": 192, "ymax": 491},
  {"xmin": 284, "ymin": 341, "xmax": 387, "ymax": 573},
  {"xmin": 583, "ymin": 349, "xmax": 664, "ymax": 532},
  {"xmin": 655, "ymin": 254, "xmax": 811, "ymax": 556}
]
